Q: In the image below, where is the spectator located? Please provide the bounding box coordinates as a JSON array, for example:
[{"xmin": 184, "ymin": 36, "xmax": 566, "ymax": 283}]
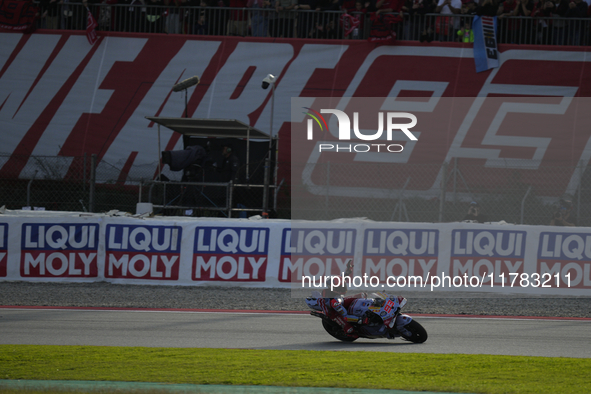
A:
[
  {"xmin": 164, "ymin": 0, "xmax": 185, "ymax": 34},
  {"xmin": 565, "ymin": 0, "xmax": 588, "ymax": 45},
  {"xmin": 214, "ymin": 144, "xmax": 240, "ymax": 183},
  {"xmin": 248, "ymin": 0, "xmax": 271, "ymax": 36},
  {"xmin": 377, "ymin": 0, "xmax": 404, "ymax": 36},
  {"xmin": 194, "ymin": 0, "xmax": 209, "ymax": 34},
  {"xmin": 341, "ymin": 0, "xmax": 356, "ymax": 11},
  {"xmin": 376, "ymin": 0, "xmax": 404, "ymax": 15},
  {"xmin": 531, "ymin": 0, "xmax": 554, "ymax": 43},
  {"xmin": 460, "ymin": 0, "xmax": 476, "ymax": 14},
  {"xmin": 268, "ymin": 0, "xmax": 280, "ymax": 36},
  {"xmin": 319, "ymin": 17, "xmax": 338, "ymax": 37},
  {"xmin": 145, "ymin": 0, "xmax": 164, "ymax": 33},
  {"xmin": 275, "ymin": 0, "xmax": 297, "ymax": 37},
  {"xmin": 435, "ymin": 0, "xmax": 461, "ymax": 41},
  {"xmin": 456, "ymin": 0, "xmax": 476, "ymax": 42},
  {"xmin": 514, "ymin": 0, "xmax": 535, "ymax": 43},
  {"xmin": 61, "ymin": 0, "xmax": 73, "ymax": 29},
  {"xmin": 457, "ymin": 17, "xmax": 474, "ymax": 41},
  {"xmin": 211, "ymin": 144, "xmax": 241, "ymax": 212},
  {"xmin": 551, "ymin": 0, "xmax": 569, "ymax": 44},
  {"xmin": 40, "ymin": 0, "xmax": 61, "ymax": 29},
  {"xmin": 549, "ymin": 197, "xmax": 577, "ymax": 226},
  {"xmin": 96, "ymin": 0, "xmax": 117, "ymax": 31},
  {"xmin": 313, "ymin": 0, "xmax": 341, "ymax": 38},
  {"xmin": 476, "ymin": 0, "xmax": 499, "ymax": 16},
  {"xmin": 295, "ymin": 0, "xmax": 315, "ymax": 38},
  {"xmin": 123, "ymin": 0, "xmax": 146, "ymax": 32},
  {"xmin": 514, "ymin": 0, "xmax": 534, "ymax": 17},
  {"xmin": 62, "ymin": 0, "xmax": 89, "ymax": 30},
  {"xmin": 228, "ymin": 0, "xmax": 248, "ymax": 35},
  {"xmin": 462, "ymin": 201, "xmax": 489, "ymax": 223},
  {"xmin": 497, "ymin": 0, "xmax": 518, "ymax": 43},
  {"xmin": 350, "ymin": 0, "xmax": 369, "ymax": 38},
  {"xmin": 406, "ymin": 0, "xmax": 435, "ymax": 42},
  {"xmin": 208, "ymin": 0, "xmax": 229, "ymax": 35}
]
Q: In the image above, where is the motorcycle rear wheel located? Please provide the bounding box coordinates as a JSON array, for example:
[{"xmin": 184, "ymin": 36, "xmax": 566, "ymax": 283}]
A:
[
  {"xmin": 321, "ymin": 319, "xmax": 357, "ymax": 342},
  {"xmin": 401, "ymin": 320, "xmax": 428, "ymax": 343}
]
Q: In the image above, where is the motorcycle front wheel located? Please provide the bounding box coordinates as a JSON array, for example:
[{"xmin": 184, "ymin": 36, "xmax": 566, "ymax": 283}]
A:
[
  {"xmin": 321, "ymin": 319, "xmax": 357, "ymax": 342},
  {"xmin": 400, "ymin": 320, "xmax": 428, "ymax": 343}
]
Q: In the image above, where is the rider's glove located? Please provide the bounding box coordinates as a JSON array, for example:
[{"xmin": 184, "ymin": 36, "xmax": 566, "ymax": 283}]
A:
[{"xmin": 344, "ymin": 259, "xmax": 354, "ymax": 277}]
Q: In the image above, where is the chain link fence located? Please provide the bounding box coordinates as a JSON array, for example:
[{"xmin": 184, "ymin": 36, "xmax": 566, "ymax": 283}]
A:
[
  {"xmin": 0, "ymin": 154, "xmax": 90, "ymax": 212},
  {"xmin": 0, "ymin": 154, "xmax": 287, "ymax": 218},
  {"xmin": 2, "ymin": 154, "xmax": 588, "ymax": 226},
  {"xmin": 0, "ymin": 154, "xmax": 140, "ymax": 214},
  {"xmin": 291, "ymin": 159, "xmax": 590, "ymax": 226}
]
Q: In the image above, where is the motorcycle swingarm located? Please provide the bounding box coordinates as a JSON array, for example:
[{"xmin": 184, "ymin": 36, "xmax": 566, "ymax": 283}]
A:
[{"xmin": 310, "ymin": 311, "xmax": 329, "ymax": 320}]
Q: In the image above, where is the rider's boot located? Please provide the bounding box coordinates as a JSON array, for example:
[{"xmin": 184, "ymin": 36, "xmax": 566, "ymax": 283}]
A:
[{"xmin": 318, "ymin": 298, "xmax": 357, "ymax": 337}]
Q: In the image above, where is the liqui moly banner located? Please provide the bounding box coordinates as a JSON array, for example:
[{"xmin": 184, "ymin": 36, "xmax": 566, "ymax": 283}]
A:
[
  {"xmin": 105, "ymin": 224, "xmax": 182, "ymax": 280},
  {"xmin": 193, "ymin": 226, "xmax": 269, "ymax": 282},
  {"xmin": 279, "ymin": 227, "xmax": 357, "ymax": 284},
  {"xmin": 451, "ymin": 229, "xmax": 526, "ymax": 287},
  {"xmin": 361, "ymin": 228, "xmax": 439, "ymax": 284},
  {"xmin": 20, "ymin": 223, "xmax": 99, "ymax": 278},
  {"xmin": 0, "ymin": 214, "xmax": 589, "ymax": 295},
  {"xmin": 473, "ymin": 16, "xmax": 499, "ymax": 73},
  {"xmin": 537, "ymin": 232, "xmax": 591, "ymax": 289}
]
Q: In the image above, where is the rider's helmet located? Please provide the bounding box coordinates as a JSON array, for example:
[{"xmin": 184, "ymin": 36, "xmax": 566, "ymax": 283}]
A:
[{"xmin": 373, "ymin": 298, "xmax": 385, "ymax": 308}]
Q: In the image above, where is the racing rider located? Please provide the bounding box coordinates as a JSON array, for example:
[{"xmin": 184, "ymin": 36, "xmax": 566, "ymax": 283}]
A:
[{"xmin": 316, "ymin": 260, "xmax": 375, "ymax": 336}]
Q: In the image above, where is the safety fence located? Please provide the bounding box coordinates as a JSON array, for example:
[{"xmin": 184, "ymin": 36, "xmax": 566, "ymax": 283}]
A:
[
  {"xmin": 1, "ymin": 154, "xmax": 589, "ymax": 226},
  {"xmin": 291, "ymin": 159, "xmax": 591, "ymax": 226},
  {"xmin": 0, "ymin": 154, "xmax": 137, "ymax": 214},
  {"xmin": 0, "ymin": 154, "xmax": 286, "ymax": 218},
  {"xmin": 35, "ymin": 3, "xmax": 591, "ymax": 46}
]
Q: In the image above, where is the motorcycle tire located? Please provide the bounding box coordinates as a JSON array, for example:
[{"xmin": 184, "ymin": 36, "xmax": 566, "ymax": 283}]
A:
[
  {"xmin": 400, "ymin": 320, "xmax": 428, "ymax": 343},
  {"xmin": 321, "ymin": 319, "xmax": 357, "ymax": 342}
]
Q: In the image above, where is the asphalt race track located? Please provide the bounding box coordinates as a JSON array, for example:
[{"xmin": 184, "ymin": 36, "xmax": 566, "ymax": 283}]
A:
[{"xmin": 1, "ymin": 308, "xmax": 590, "ymax": 358}]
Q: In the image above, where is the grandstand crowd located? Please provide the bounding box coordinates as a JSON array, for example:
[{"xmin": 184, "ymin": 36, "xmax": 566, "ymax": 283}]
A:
[{"xmin": 36, "ymin": 0, "xmax": 591, "ymax": 44}]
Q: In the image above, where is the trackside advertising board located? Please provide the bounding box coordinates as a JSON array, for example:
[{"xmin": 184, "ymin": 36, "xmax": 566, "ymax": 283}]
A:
[
  {"xmin": 193, "ymin": 227, "xmax": 269, "ymax": 282},
  {"xmin": 2, "ymin": 33, "xmax": 591, "ymax": 204},
  {"xmin": 21, "ymin": 223, "xmax": 99, "ymax": 278},
  {"xmin": 0, "ymin": 213, "xmax": 589, "ymax": 295},
  {"xmin": 105, "ymin": 224, "xmax": 182, "ymax": 280}
]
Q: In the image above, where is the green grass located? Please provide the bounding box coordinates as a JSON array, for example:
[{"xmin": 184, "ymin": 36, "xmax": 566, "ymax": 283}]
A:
[{"xmin": 1, "ymin": 345, "xmax": 590, "ymax": 394}]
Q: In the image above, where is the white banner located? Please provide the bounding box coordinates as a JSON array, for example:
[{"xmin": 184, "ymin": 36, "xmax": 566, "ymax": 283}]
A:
[{"xmin": 0, "ymin": 212, "xmax": 589, "ymax": 295}]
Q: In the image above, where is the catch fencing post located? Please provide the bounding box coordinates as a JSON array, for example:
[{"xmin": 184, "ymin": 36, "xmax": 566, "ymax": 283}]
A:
[
  {"xmin": 325, "ymin": 161, "xmax": 330, "ymax": 213},
  {"xmin": 26, "ymin": 170, "xmax": 38, "ymax": 208},
  {"xmin": 83, "ymin": 153, "xmax": 87, "ymax": 196},
  {"xmin": 520, "ymin": 186, "xmax": 532, "ymax": 225},
  {"xmin": 439, "ymin": 161, "xmax": 448, "ymax": 222},
  {"xmin": 453, "ymin": 157, "xmax": 458, "ymax": 203},
  {"xmin": 89, "ymin": 154, "xmax": 97, "ymax": 213},
  {"xmin": 578, "ymin": 160, "xmax": 583, "ymax": 221}
]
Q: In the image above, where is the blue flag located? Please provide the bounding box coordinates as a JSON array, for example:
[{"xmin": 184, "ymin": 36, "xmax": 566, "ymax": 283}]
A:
[{"xmin": 473, "ymin": 15, "xmax": 499, "ymax": 73}]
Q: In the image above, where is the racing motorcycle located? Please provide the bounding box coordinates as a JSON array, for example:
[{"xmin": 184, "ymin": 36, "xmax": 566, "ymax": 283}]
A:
[{"xmin": 305, "ymin": 291, "xmax": 428, "ymax": 343}]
